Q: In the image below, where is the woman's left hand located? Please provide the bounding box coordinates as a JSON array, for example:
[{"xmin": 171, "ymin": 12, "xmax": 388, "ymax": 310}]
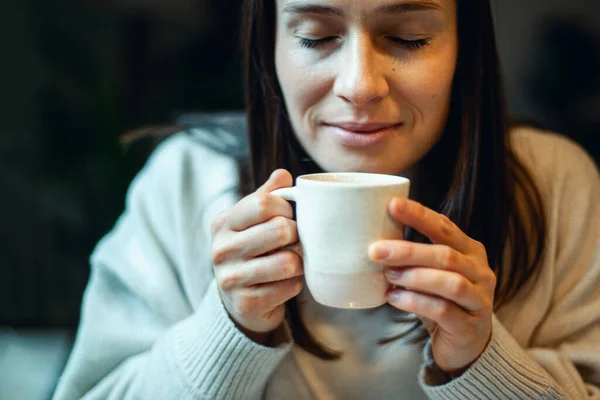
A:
[{"xmin": 369, "ymin": 197, "xmax": 497, "ymax": 377}]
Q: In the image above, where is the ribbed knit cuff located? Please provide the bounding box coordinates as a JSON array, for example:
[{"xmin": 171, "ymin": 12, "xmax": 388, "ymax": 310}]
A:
[
  {"xmin": 419, "ymin": 314, "xmax": 568, "ymax": 400},
  {"xmin": 168, "ymin": 280, "xmax": 293, "ymax": 400}
]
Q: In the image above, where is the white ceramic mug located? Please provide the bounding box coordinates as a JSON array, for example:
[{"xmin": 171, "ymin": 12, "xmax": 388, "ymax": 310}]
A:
[{"xmin": 271, "ymin": 172, "xmax": 410, "ymax": 309}]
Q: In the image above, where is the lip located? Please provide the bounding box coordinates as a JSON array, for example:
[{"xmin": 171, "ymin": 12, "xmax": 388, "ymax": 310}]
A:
[{"xmin": 323, "ymin": 121, "xmax": 402, "ymax": 148}]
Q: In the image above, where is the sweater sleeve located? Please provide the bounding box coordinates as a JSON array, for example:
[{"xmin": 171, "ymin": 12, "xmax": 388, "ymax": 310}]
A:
[
  {"xmin": 52, "ymin": 135, "xmax": 293, "ymax": 400},
  {"xmin": 418, "ymin": 132, "xmax": 600, "ymax": 399}
]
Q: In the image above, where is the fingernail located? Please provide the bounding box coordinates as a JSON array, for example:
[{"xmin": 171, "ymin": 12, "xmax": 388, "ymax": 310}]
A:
[
  {"xmin": 388, "ymin": 290, "xmax": 401, "ymax": 303},
  {"xmin": 370, "ymin": 244, "xmax": 390, "ymax": 260},
  {"xmin": 385, "ymin": 268, "xmax": 401, "ymax": 280}
]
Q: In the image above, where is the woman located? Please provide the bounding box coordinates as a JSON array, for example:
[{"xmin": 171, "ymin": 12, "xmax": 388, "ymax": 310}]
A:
[{"xmin": 54, "ymin": 0, "xmax": 600, "ymax": 399}]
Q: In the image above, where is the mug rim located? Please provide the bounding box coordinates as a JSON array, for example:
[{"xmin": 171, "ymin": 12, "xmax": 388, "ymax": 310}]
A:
[{"xmin": 296, "ymin": 172, "xmax": 409, "ymax": 187}]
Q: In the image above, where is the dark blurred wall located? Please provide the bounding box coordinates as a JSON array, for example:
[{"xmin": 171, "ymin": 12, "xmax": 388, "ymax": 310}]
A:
[
  {"xmin": 1, "ymin": 0, "xmax": 599, "ymax": 330},
  {"xmin": 1, "ymin": 0, "xmax": 244, "ymax": 328},
  {"xmin": 494, "ymin": 0, "xmax": 600, "ymax": 162}
]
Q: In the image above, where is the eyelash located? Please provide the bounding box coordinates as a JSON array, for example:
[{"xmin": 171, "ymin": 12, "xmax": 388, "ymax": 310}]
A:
[
  {"xmin": 298, "ymin": 37, "xmax": 337, "ymax": 49},
  {"xmin": 298, "ymin": 37, "xmax": 430, "ymax": 50},
  {"xmin": 387, "ymin": 37, "xmax": 430, "ymax": 50}
]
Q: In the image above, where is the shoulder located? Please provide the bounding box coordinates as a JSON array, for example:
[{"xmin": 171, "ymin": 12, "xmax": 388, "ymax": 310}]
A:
[
  {"xmin": 510, "ymin": 126, "xmax": 599, "ymax": 198},
  {"xmin": 95, "ymin": 119, "xmax": 246, "ymax": 258},
  {"xmin": 141, "ymin": 131, "xmax": 241, "ymax": 195},
  {"xmin": 510, "ymin": 126, "xmax": 599, "ymax": 284},
  {"xmin": 119, "ymin": 129, "xmax": 243, "ymax": 260},
  {"xmin": 90, "ymin": 125, "xmax": 245, "ymax": 306},
  {"xmin": 130, "ymin": 121, "xmax": 246, "ymax": 216}
]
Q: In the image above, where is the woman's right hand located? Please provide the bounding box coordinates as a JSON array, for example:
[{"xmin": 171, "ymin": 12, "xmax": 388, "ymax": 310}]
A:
[{"xmin": 210, "ymin": 169, "xmax": 304, "ymax": 345}]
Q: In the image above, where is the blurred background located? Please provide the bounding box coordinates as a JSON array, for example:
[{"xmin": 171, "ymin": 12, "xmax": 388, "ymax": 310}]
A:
[{"xmin": 0, "ymin": 0, "xmax": 598, "ymax": 399}]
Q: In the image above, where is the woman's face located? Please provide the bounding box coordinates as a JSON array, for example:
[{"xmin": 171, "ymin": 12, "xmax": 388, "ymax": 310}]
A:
[{"xmin": 275, "ymin": 0, "xmax": 458, "ymax": 175}]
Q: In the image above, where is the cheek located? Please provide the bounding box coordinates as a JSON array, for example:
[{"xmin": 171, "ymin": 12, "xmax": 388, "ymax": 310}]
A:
[
  {"xmin": 403, "ymin": 63, "xmax": 454, "ymax": 118},
  {"xmin": 276, "ymin": 40, "xmax": 331, "ymax": 120},
  {"xmin": 400, "ymin": 46, "xmax": 457, "ymax": 125}
]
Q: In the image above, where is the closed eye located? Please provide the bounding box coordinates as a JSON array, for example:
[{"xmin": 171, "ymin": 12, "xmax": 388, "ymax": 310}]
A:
[
  {"xmin": 298, "ymin": 37, "xmax": 337, "ymax": 49},
  {"xmin": 298, "ymin": 36, "xmax": 430, "ymax": 50},
  {"xmin": 387, "ymin": 37, "xmax": 430, "ymax": 50}
]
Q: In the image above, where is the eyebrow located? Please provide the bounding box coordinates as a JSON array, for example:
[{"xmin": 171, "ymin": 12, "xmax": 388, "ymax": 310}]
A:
[
  {"xmin": 282, "ymin": 1, "xmax": 442, "ymax": 17},
  {"xmin": 376, "ymin": 1, "xmax": 442, "ymax": 15}
]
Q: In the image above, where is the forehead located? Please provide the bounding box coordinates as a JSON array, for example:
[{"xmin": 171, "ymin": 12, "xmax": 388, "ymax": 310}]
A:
[{"xmin": 275, "ymin": 0, "xmax": 451, "ymax": 16}]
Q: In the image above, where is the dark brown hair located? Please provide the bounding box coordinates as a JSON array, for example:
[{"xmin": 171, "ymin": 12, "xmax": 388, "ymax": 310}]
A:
[{"xmin": 241, "ymin": 0, "xmax": 546, "ymax": 359}]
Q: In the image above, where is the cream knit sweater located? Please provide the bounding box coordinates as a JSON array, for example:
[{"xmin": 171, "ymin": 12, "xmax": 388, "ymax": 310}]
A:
[{"xmin": 53, "ymin": 124, "xmax": 600, "ymax": 400}]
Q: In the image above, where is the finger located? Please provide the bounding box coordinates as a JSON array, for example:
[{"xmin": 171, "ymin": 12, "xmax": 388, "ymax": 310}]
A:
[
  {"xmin": 282, "ymin": 242, "xmax": 304, "ymax": 259},
  {"xmin": 385, "ymin": 267, "xmax": 484, "ymax": 312},
  {"xmin": 229, "ymin": 193, "xmax": 294, "ymax": 232},
  {"xmin": 238, "ymin": 276, "xmax": 303, "ymax": 317},
  {"xmin": 241, "ymin": 216, "xmax": 299, "ymax": 259},
  {"xmin": 369, "ymin": 241, "xmax": 481, "ymax": 282},
  {"xmin": 389, "ymin": 198, "xmax": 474, "ymax": 254},
  {"xmin": 257, "ymin": 169, "xmax": 293, "ymax": 194},
  {"xmin": 218, "ymin": 251, "xmax": 303, "ymax": 290},
  {"xmin": 210, "ymin": 209, "xmax": 228, "ymax": 236},
  {"xmin": 229, "ymin": 169, "xmax": 294, "ymax": 231},
  {"xmin": 213, "ymin": 217, "xmax": 299, "ymax": 263},
  {"xmin": 387, "ymin": 288, "xmax": 470, "ymax": 335}
]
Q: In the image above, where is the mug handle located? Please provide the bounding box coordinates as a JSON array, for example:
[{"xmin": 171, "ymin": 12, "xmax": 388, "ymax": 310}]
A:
[
  {"xmin": 270, "ymin": 187, "xmax": 303, "ymax": 258},
  {"xmin": 270, "ymin": 187, "xmax": 298, "ymax": 202}
]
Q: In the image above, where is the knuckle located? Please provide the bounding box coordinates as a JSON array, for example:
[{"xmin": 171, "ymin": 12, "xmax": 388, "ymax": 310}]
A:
[
  {"xmin": 210, "ymin": 210, "xmax": 228, "ymax": 236},
  {"xmin": 450, "ymin": 277, "xmax": 467, "ymax": 298},
  {"xmin": 271, "ymin": 216, "xmax": 292, "ymax": 244},
  {"xmin": 282, "ymin": 277, "xmax": 303, "ymax": 299},
  {"xmin": 291, "ymin": 277, "xmax": 304, "ymax": 295},
  {"xmin": 282, "ymin": 251, "xmax": 302, "ymax": 269},
  {"xmin": 472, "ymin": 240, "xmax": 486, "ymax": 255},
  {"xmin": 281, "ymin": 252, "xmax": 301, "ymax": 276},
  {"xmin": 434, "ymin": 300, "xmax": 452, "ymax": 319},
  {"xmin": 279, "ymin": 263, "xmax": 293, "ymax": 281},
  {"xmin": 211, "ymin": 244, "xmax": 231, "ymax": 266},
  {"xmin": 441, "ymin": 247, "xmax": 458, "ymax": 269},
  {"xmin": 219, "ymin": 272, "xmax": 242, "ymax": 291},
  {"xmin": 481, "ymin": 297, "xmax": 494, "ymax": 312},
  {"xmin": 490, "ymin": 273, "xmax": 498, "ymax": 288},
  {"xmin": 485, "ymin": 270, "xmax": 498, "ymax": 288},
  {"xmin": 280, "ymin": 250, "xmax": 297, "ymax": 265},
  {"xmin": 254, "ymin": 193, "xmax": 273, "ymax": 221},
  {"xmin": 440, "ymin": 215, "xmax": 455, "ymax": 236}
]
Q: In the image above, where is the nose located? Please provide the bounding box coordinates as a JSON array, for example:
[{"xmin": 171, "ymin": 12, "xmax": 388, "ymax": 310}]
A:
[{"xmin": 333, "ymin": 34, "xmax": 389, "ymax": 106}]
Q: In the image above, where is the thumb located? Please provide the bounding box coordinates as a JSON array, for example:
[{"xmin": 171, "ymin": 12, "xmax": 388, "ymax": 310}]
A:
[{"xmin": 257, "ymin": 169, "xmax": 293, "ymax": 194}]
